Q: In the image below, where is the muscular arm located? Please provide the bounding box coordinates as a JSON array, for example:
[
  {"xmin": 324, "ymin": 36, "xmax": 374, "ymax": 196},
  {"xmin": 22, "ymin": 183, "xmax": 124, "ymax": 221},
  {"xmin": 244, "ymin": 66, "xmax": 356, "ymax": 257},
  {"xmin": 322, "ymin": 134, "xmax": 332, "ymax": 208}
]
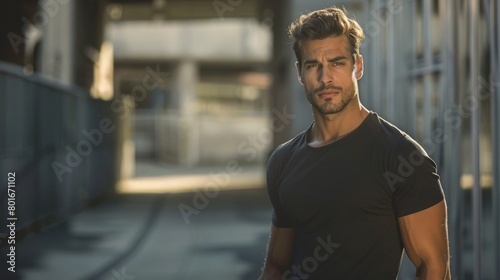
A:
[
  {"xmin": 259, "ymin": 225, "xmax": 295, "ymax": 280},
  {"xmin": 398, "ymin": 200, "xmax": 451, "ymax": 280}
]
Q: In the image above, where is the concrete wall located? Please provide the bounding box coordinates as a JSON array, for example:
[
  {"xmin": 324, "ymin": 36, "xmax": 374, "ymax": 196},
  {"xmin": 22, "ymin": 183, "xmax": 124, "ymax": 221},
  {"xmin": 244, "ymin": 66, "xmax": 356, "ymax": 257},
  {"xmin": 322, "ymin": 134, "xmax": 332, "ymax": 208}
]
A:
[{"xmin": 108, "ymin": 19, "xmax": 271, "ymax": 62}]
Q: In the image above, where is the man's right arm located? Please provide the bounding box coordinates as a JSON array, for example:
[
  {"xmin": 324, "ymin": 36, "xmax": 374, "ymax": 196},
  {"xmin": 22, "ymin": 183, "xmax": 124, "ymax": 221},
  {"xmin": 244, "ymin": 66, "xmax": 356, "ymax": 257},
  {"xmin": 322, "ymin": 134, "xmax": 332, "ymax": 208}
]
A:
[{"xmin": 259, "ymin": 225, "xmax": 295, "ymax": 280}]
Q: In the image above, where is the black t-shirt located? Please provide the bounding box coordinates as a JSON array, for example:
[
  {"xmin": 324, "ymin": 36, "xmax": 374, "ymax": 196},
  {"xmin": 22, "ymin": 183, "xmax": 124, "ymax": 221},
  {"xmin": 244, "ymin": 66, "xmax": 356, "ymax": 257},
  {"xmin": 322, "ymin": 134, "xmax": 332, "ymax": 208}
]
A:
[{"xmin": 266, "ymin": 112, "xmax": 444, "ymax": 280}]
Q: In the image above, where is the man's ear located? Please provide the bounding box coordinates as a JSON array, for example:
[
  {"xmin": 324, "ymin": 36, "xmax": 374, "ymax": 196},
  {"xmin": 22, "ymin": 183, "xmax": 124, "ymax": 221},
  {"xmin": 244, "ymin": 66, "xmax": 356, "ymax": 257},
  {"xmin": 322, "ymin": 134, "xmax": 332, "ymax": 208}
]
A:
[
  {"xmin": 295, "ymin": 61, "xmax": 303, "ymax": 85},
  {"xmin": 354, "ymin": 54, "xmax": 364, "ymax": 80}
]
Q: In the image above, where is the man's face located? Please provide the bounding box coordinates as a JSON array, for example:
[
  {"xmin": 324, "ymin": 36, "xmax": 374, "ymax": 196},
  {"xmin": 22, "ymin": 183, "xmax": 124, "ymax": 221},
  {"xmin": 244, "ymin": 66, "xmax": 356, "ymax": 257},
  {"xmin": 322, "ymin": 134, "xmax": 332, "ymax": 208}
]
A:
[{"xmin": 296, "ymin": 36, "xmax": 363, "ymax": 115}]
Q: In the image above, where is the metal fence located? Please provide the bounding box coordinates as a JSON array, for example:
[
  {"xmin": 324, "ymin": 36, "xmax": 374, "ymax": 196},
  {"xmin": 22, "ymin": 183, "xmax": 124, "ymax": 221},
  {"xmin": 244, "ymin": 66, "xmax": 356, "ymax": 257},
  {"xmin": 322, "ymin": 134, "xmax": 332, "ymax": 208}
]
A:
[
  {"xmin": 359, "ymin": 0, "xmax": 500, "ymax": 279},
  {"xmin": 0, "ymin": 62, "xmax": 123, "ymax": 237}
]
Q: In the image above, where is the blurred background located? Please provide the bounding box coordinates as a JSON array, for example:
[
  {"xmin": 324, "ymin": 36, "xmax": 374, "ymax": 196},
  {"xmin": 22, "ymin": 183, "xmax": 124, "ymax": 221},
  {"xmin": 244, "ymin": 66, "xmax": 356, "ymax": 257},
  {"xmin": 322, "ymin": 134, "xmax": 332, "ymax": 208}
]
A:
[{"xmin": 0, "ymin": 0, "xmax": 498, "ymax": 279}]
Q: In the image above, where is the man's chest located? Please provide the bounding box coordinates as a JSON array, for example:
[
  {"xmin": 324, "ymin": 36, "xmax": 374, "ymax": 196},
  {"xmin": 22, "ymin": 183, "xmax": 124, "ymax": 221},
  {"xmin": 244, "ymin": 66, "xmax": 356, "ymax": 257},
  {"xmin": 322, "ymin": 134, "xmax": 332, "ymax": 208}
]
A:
[{"xmin": 277, "ymin": 148, "xmax": 395, "ymax": 228}]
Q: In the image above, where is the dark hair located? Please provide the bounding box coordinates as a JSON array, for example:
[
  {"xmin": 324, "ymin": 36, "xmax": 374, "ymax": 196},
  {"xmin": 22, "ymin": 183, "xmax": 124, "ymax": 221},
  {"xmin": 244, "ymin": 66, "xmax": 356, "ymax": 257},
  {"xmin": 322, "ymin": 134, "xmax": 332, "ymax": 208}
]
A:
[{"xmin": 289, "ymin": 6, "xmax": 365, "ymax": 69}]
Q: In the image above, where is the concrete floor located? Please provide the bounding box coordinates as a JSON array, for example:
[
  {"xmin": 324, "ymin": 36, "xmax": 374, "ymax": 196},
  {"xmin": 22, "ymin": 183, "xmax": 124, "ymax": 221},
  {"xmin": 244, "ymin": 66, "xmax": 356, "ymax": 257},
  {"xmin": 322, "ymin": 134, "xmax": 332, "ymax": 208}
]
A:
[
  {"xmin": 0, "ymin": 161, "xmax": 497, "ymax": 280},
  {"xmin": 0, "ymin": 188, "xmax": 273, "ymax": 280}
]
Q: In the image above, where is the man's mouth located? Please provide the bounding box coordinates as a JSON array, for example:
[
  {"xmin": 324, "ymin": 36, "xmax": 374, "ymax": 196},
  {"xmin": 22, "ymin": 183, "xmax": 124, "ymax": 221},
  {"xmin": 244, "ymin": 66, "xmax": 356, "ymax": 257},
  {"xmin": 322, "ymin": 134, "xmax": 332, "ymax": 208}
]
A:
[{"xmin": 318, "ymin": 90, "xmax": 340, "ymax": 98}]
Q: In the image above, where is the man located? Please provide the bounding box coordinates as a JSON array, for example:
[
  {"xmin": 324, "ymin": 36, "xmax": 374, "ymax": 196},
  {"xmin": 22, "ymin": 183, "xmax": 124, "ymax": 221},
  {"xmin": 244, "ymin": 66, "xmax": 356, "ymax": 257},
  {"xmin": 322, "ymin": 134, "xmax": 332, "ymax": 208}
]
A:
[{"xmin": 259, "ymin": 6, "xmax": 450, "ymax": 280}]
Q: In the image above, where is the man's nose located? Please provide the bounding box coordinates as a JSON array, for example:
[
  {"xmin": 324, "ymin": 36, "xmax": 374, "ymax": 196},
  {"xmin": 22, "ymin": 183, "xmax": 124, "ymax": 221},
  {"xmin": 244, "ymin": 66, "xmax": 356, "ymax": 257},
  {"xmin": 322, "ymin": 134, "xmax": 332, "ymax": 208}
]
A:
[{"xmin": 318, "ymin": 66, "xmax": 333, "ymax": 85}]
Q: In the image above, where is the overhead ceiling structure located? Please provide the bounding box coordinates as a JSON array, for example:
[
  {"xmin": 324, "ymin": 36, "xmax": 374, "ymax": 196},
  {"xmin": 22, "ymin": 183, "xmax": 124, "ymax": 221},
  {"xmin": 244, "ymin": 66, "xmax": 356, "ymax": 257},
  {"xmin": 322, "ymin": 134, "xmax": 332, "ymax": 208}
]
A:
[{"xmin": 106, "ymin": 0, "xmax": 270, "ymax": 21}]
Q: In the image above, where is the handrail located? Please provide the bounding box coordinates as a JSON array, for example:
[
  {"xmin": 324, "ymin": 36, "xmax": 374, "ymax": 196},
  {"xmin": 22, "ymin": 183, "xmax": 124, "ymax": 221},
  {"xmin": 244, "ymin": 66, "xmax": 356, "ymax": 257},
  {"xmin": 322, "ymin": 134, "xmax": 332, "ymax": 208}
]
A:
[
  {"xmin": 0, "ymin": 61, "xmax": 89, "ymax": 99},
  {"xmin": 0, "ymin": 61, "xmax": 120, "ymax": 245}
]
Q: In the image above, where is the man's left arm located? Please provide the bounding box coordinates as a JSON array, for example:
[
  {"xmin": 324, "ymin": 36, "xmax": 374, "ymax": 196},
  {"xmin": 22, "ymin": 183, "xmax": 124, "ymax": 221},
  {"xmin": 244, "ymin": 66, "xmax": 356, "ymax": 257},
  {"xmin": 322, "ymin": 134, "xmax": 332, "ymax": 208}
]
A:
[{"xmin": 398, "ymin": 200, "xmax": 451, "ymax": 280}]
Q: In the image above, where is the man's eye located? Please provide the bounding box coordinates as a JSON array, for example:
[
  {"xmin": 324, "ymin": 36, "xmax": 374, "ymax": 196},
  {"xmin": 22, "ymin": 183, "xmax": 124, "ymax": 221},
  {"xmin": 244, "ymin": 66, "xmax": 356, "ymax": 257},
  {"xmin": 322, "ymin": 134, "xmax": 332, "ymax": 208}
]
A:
[
  {"xmin": 332, "ymin": 62, "xmax": 345, "ymax": 66},
  {"xmin": 306, "ymin": 63, "xmax": 318, "ymax": 69}
]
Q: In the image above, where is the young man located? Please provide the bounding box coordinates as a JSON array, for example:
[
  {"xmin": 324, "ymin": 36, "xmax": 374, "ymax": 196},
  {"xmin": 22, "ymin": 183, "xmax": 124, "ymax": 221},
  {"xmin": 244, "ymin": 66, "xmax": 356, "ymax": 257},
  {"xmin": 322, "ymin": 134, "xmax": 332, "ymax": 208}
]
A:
[{"xmin": 259, "ymin": 6, "xmax": 450, "ymax": 280}]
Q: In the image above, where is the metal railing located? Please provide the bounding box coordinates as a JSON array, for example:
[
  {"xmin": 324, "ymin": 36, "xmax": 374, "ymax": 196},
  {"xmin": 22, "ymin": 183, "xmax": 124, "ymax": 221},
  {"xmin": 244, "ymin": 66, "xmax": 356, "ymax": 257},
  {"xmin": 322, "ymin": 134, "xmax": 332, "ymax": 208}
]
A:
[
  {"xmin": 0, "ymin": 62, "xmax": 123, "ymax": 238},
  {"xmin": 361, "ymin": 0, "xmax": 500, "ymax": 278}
]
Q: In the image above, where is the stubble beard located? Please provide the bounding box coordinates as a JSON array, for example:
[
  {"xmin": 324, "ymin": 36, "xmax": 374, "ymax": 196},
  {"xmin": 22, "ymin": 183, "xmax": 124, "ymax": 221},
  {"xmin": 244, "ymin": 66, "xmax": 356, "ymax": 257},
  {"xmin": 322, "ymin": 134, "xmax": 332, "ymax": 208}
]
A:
[{"xmin": 306, "ymin": 84, "xmax": 357, "ymax": 115}]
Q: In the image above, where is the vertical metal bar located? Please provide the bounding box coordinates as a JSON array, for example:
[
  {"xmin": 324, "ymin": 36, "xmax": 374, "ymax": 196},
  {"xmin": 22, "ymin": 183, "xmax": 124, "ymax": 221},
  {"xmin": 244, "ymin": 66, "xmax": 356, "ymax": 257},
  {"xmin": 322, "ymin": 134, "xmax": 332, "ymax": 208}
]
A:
[
  {"xmin": 442, "ymin": 0, "xmax": 462, "ymax": 277},
  {"xmin": 409, "ymin": 0, "xmax": 417, "ymax": 137},
  {"xmin": 497, "ymin": 0, "xmax": 500, "ymax": 68},
  {"xmin": 386, "ymin": 1, "xmax": 395, "ymax": 121},
  {"xmin": 422, "ymin": 0, "xmax": 433, "ymax": 143},
  {"xmin": 397, "ymin": 1, "xmax": 409, "ymax": 129},
  {"xmin": 359, "ymin": 2, "xmax": 370, "ymax": 108},
  {"xmin": 422, "ymin": 0, "xmax": 433, "ymax": 142},
  {"xmin": 469, "ymin": 0, "xmax": 482, "ymax": 279},
  {"xmin": 437, "ymin": 0, "xmax": 446, "ymax": 168},
  {"xmin": 479, "ymin": 0, "xmax": 500, "ymax": 277},
  {"xmin": 371, "ymin": 0, "xmax": 382, "ymax": 113},
  {"xmin": 493, "ymin": 1, "xmax": 500, "ymax": 279},
  {"xmin": 492, "ymin": 1, "xmax": 500, "ymax": 278},
  {"xmin": 483, "ymin": 0, "xmax": 498, "ymax": 69}
]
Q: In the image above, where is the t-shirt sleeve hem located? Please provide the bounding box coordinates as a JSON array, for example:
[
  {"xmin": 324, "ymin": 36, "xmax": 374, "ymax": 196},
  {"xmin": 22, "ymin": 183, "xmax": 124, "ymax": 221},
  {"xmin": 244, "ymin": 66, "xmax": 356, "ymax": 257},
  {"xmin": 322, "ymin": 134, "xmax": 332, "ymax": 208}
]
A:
[
  {"xmin": 396, "ymin": 196, "xmax": 444, "ymax": 217},
  {"xmin": 271, "ymin": 220, "xmax": 295, "ymax": 228}
]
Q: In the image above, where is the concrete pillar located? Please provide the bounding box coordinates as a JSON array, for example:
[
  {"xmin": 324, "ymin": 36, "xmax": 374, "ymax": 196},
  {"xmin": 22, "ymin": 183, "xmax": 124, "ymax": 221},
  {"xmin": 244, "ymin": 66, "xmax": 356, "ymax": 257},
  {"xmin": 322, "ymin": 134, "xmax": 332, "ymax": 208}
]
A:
[
  {"xmin": 176, "ymin": 60, "xmax": 198, "ymax": 116},
  {"xmin": 74, "ymin": 0, "xmax": 107, "ymax": 90},
  {"xmin": 39, "ymin": 0, "xmax": 77, "ymax": 85},
  {"xmin": 173, "ymin": 60, "xmax": 200, "ymax": 166},
  {"xmin": 38, "ymin": 0, "xmax": 107, "ymax": 90}
]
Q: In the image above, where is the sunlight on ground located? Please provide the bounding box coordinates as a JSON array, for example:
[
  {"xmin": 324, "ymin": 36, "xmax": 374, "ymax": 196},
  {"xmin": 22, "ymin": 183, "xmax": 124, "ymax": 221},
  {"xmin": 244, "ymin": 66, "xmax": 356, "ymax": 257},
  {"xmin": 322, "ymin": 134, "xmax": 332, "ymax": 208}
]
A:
[{"xmin": 118, "ymin": 172, "xmax": 265, "ymax": 194}]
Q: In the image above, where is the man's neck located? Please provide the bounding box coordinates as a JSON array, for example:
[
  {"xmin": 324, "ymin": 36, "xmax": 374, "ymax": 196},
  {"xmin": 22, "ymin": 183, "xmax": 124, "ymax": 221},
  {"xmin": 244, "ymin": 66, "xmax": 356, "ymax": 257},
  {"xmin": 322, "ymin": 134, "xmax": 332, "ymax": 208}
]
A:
[{"xmin": 308, "ymin": 103, "xmax": 370, "ymax": 148}]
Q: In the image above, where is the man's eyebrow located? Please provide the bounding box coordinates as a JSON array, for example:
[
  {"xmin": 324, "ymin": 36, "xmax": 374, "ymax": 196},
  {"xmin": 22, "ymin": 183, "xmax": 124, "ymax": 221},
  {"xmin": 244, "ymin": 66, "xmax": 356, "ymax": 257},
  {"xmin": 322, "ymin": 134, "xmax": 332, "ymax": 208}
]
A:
[
  {"xmin": 327, "ymin": 56, "xmax": 349, "ymax": 63},
  {"xmin": 302, "ymin": 56, "xmax": 349, "ymax": 65},
  {"xmin": 303, "ymin": 58, "xmax": 319, "ymax": 65}
]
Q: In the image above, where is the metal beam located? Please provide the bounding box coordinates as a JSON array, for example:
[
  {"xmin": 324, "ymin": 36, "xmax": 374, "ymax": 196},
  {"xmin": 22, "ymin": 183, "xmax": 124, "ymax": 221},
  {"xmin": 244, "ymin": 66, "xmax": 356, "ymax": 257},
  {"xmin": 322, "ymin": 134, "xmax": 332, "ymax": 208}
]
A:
[
  {"xmin": 422, "ymin": 0, "xmax": 433, "ymax": 143},
  {"xmin": 469, "ymin": 0, "xmax": 482, "ymax": 279},
  {"xmin": 386, "ymin": 0, "xmax": 395, "ymax": 121},
  {"xmin": 370, "ymin": 0, "xmax": 382, "ymax": 113},
  {"xmin": 408, "ymin": 0, "xmax": 417, "ymax": 136},
  {"xmin": 441, "ymin": 0, "xmax": 462, "ymax": 277},
  {"xmin": 481, "ymin": 0, "xmax": 500, "ymax": 278}
]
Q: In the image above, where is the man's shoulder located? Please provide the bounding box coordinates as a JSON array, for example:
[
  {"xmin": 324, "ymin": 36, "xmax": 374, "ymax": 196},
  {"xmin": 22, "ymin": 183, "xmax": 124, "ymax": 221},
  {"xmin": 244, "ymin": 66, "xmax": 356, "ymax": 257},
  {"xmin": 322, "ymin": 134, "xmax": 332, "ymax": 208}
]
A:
[
  {"xmin": 266, "ymin": 129, "xmax": 308, "ymax": 184},
  {"xmin": 272, "ymin": 129, "xmax": 307, "ymax": 158},
  {"xmin": 267, "ymin": 127, "xmax": 309, "ymax": 169},
  {"xmin": 369, "ymin": 113, "xmax": 404, "ymax": 137},
  {"xmin": 368, "ymin": 112, "xmax": 429, "ymax": 157},
  {"xmin": 368, "ymin": 113, "xmax": 410, "ymax": 147}
]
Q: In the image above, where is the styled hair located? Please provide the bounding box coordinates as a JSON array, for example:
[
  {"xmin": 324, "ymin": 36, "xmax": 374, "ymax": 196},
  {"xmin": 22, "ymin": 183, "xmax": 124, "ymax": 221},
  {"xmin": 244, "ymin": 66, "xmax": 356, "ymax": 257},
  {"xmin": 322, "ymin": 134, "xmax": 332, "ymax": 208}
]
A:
[{"xmin": 289, "ymin": 6, "xmax": 365, "ymax": 69}]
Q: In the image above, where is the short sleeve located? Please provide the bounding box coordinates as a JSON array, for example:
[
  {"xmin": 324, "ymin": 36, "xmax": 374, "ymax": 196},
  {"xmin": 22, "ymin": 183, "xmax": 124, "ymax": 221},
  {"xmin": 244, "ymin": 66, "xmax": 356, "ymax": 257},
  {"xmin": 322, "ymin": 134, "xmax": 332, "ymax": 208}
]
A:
[
  {"xmin": 390, "ymin": 135, "xmax": 445, "ymax": 217},
  {"xmin": 266, "ymin": 146, "xmax": 294, "ymax": 228}
]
